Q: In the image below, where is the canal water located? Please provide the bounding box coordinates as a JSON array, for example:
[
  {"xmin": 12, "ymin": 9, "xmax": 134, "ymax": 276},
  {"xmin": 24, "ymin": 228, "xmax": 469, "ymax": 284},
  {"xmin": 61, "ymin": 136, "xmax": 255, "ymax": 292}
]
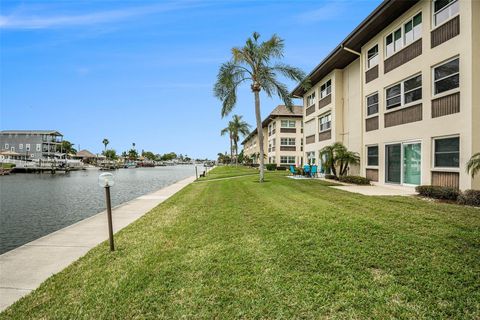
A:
[{"xmin": 0, "ymin": 166, "xmax": 197, "ymax": 254}]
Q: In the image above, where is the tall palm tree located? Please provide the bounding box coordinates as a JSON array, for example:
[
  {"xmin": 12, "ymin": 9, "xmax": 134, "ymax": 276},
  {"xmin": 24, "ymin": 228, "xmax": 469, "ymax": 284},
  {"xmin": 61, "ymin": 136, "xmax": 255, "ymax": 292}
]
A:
[
  {"xmin": 214, "ymin": 32, "xmax": 306, "ymax": 182},
  {"xmin": 220, "ymin": 123, "xmax": 234, "ymax": 163},
  {"xmin": 229, "ymin": 115, "xmax": 250, "ymax": 164},
  {"xmin": 102, "ymin": 138, "xmax": 109, "ymax": 152},
  {"xmin": 467, "ymin": 152, "xmax": 480, "ymax": 178}
]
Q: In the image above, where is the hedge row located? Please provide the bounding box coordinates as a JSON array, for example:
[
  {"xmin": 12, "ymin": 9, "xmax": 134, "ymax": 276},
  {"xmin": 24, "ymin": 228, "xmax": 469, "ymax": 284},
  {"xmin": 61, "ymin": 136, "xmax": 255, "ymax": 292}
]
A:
[{"xmin": 416, "ymin": 185, "xmax": 480, "ymax": 207}]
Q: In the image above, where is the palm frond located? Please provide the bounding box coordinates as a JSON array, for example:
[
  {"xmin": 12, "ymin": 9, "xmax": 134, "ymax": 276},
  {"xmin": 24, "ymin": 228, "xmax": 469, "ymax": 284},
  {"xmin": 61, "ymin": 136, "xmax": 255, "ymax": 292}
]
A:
[
  {"xmin": 466, "ymin": 152, "xmax": 480, "ymax": 178},
  {"xmin": 259, "ymin": 34, "xmax": 284, "ymax": 62},
  {"xmin": 272, "ymin": 63, "xmax": 305, "ymax": 82}
]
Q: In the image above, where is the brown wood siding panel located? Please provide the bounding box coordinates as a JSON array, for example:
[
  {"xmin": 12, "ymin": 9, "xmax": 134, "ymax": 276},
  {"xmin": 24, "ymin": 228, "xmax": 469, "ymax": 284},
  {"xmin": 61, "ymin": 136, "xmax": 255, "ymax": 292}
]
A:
[
  {"xmin": 384, "ymin": 104, "xmax": 422, "ymax": 128},
  {"xmin": 280, "ymin": 146, "xmax": 296, "ymax": 151},
  {"xmin": 384, "ymin": 39, "xmax": 422, "ymax": 73},
  {"xmin": 366, "ymin": 169, "xmax": 379, "ymax": 182},
  {"xmin": 306, "ymin": 104, "xmax": 315, "ymax": 116},
  {"xmin": 432, "ymin": 92, "xmax": 460, "ymax": 118},
  {"xmin": 318, "ymin": 130, "xmax": 331, "ymax": 142},
  {"xmin": 365, "ymin": 65, "xmax": 378, "ymax": 83},
  {"xmin": 318, "ymin": 94, "xmax": 332, "ymax": 109},
  {"xmin": 431, "ymin": 171, "xmax": 460, "ymax": 189},
  {"xmin": 431, "ymin": 15, "xmax": 460, "ymax": 48},
  {"xmin": 280, "ymin": 128, "xmax": 296, "ymax": 133},
  {"xmin": 365, "ymin": 116, "xmax": 379, "ymax": 132},
  {"xmin": 306, "ymin": 135, "xmax": 315, "ymax": 144}
]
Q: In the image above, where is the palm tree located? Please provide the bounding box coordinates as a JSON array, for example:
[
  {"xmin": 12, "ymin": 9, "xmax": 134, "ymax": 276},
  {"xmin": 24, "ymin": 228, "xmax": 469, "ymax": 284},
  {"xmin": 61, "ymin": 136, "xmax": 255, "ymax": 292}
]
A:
[
  {"xmin": 214, "ymin": 32, "xmax": 306, "ymax": 182},
  {"xmin": 230, "ymin": 115, "xmax": 250, "ymax": 164},
  {"xmin": 319, "ymin": 142, "xmax": 360, "ymax": 178},
  {"xmin": 220, "ymin": 123, "xmax": 234, "ymax": 164},
  {"xmin": 467, "ymin": 152, "xmax": 480, "ymax": 178},
  {"xmin": 102, "ymin": 138, "xmax": 109, "ymax": 152}
]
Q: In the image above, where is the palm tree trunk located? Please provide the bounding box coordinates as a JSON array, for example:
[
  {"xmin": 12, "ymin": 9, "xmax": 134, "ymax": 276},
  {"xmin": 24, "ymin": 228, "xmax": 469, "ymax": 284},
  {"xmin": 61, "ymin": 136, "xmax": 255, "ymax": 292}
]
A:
[
  {"xmin": 254, "ymin": 90, "xmax": 264, "ymax": 182},
  {"xmin": 230, "ymin": 136, "xmax": 233, "ymax": 164}
]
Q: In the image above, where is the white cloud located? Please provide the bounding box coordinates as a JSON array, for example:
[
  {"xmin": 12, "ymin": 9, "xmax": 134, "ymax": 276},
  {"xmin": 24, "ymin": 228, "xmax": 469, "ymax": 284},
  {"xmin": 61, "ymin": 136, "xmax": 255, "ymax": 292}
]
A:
[{"xmin": 0, "ymin": 2, "xmax": 202, "ymax": 29}]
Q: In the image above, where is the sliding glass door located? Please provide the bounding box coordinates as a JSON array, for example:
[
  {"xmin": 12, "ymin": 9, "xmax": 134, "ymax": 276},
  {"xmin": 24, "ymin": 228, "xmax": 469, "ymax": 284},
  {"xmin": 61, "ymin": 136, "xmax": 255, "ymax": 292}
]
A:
[
  {"xmin": 403, "ymin": 143, "xmax": 421, "ymax": 185},
  {"xmin": 386, "ymin": 144, "xmax": 401, "ymax": 184},
  {"xmin": 385, "ymin": 142, "xmax": 421, "ymax": 185}
]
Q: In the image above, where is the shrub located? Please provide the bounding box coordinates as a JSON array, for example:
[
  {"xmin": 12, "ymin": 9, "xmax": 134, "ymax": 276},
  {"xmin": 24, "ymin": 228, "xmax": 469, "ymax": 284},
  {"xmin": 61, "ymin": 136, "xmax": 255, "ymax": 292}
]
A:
[
  {"xmin": 276, "ymin": 166, "xmax": 288, "ymax": 171},
  {"xmin": 338, "ymin": 175, "xmax": 370, "ymax": 185},
  {"xmin": 266, "ymin": 163, "xmax": 277, "ymax": 171},
  {"xmin": 324, "ymin": 174, "xmax": 338, "ymax": 180},
  {"xmin": 457, "ymin": 189, "xmax": 480, "ymax": 207},
  {"xmin": 415, "ymin": 185, "xmax": 460, "ymax": 201}
]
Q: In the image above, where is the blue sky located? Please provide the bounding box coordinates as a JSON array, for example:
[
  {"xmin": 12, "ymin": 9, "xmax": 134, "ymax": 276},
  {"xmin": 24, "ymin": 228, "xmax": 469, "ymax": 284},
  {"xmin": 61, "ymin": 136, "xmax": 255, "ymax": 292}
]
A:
[{"xmin": 0, "ymin": 0, "xmax": 381, "ymax": 158}]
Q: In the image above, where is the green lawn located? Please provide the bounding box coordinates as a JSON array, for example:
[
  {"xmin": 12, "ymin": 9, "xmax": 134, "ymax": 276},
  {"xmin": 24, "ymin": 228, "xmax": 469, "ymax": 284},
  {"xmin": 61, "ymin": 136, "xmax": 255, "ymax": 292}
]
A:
[
  {"xmin": 198, "ymin": 165, "xmax": 259, "ymax": 180},
  {"xmin": 2, "ymin": 168, "xmax": 479, "ymax": 319}
]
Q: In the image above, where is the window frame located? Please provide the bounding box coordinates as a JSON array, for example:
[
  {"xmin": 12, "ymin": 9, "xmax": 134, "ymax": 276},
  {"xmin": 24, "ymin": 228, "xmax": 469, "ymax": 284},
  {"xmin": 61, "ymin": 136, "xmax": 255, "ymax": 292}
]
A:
[
  {"xmin": 306, "ymin": 91, "xmax": 316, "ymax": 107},
  {"xmin": 432, "ymin": 0, "xmax": 459, "ymax": 29},
  {"xmin": 366, "ymin": 145, "xmax": 379, "ymax": 168},
  {"xmin": 281, "ymin": 120, "xmax": 296, "ymax": 128},
  {"xmin": 320, "ymin": 79, "xmax": 332, "ymax": 99},
  {"xmin": 366, "ymin": 44, "xmax": 379, "ymax": 70},
  {"xmin": 280, "ymin": 155, "xmax": 296, "ymax": 165},
  {"xmin": 4, "ymin": 143, "xmax": 9, "ymax": 150},
  {"xmin": 431, "ymin": 56, "xmax": 460, "ymax": 98},
  {"xmin": 280, "ymin": 138, "xmax": 295, "ymax": 146},
  {"xmin": 432, "ymin": 135, "xmax": 460, "ymax": 170},
  {"xmin": 366, "ymin": 92, "xmax": 379, "ymax": 118},
  {"xmin": 385, "ymin": 11, "xmax": 422, "ymax": 58},
  {"xmin": 318, "ymin": 112, "xmax": 332, "ymax": 133},
  {"xmin": 385, "ymin": 73, "xmax": 423, "ymax": 112}
]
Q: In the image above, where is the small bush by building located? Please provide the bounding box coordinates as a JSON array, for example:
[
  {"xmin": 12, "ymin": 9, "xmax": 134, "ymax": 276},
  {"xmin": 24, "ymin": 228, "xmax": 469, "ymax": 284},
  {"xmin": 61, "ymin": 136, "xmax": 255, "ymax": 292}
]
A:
[
  {"xmin": 266, "ymin": 164, "xmax": 277, "ymax": 171},
  {"xmin": 276, "ymin": 166, "xmax": 288, "ymax": 171},
  {"xmin": 457, "ymin": 189, "xmax": 480, "ymax": 207},
  {"xmin": 415, "ymin": 185, "xmax": 460, "ymax": 201},
  {"xmin": 338, "ymin": 175, "xmax": 371, "ymax": 185},
  {"xmin": 324, "ymin": 174, "xmax": 337, "ymax": 180}
]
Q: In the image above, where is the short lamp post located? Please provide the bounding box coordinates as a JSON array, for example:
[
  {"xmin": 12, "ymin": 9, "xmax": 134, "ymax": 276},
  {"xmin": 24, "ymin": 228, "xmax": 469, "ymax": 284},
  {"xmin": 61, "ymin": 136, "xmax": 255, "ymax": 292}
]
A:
[{"xmin": 98, "ymin": 173, "xmax": 115, "ymax": 251}]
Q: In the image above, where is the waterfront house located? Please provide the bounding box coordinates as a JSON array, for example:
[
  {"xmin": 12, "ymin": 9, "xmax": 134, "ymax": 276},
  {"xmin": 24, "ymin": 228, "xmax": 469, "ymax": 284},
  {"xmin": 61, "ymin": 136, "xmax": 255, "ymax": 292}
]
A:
[
  {"xmin": 0, "ymin": 130, "xmax": 63, "ymax": 160},
  {"xmin": 242, "ymin": 105, "xmax": 304, "ymax": 166},
  {"xmin": 292, "ymin": 0, "xmax": 479, "ymax": 190}
]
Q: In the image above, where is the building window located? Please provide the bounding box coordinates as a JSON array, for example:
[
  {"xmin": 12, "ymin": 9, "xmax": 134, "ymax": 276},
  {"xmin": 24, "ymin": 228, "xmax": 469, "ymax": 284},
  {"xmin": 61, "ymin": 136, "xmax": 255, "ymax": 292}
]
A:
[
  {"xmin": 281, "ymin": 120, "xmax": 295, "ymax": 128},
  {"xmin": 320, "ymin": 80, "xmax": 331, "ymax": 98},
  {"xmin": 386, "ymin": 12, "xmax": 422, "ymax": 57},
  {"xmin": 433, "ymin": 57, "xmax": 459, "ymax": 95},
  {"xmin": 271, "ymin": 156, "xmax": 276, "ymax": 164},
  {"xmin": 19, "ymin": 144, "xmax": 23, "ymax": 150},
  {"xmin": 434, "ymin": 136, "xmax": 459, "ymax": 168},
  {"xmin": 367, "ymin": 146, "xmax": 379, "ymax": 167},
  {"xmin": 433, "ymin": 0, "xmax": 459, "ymax": 26},
  {"xmin": 386, "ymin": 74, "xmax": 422, "ymax": 110},
  {"xmin": 280, "ymin": 156, "xmax": 296, "ymax": 164},
  {"xmin": 319, "ymin": 113, "xmax": 332, "ymax": 132},
  {"xmin": 306, "ymin": 151, "xmax": 316, "ymax": 165},
  {"xmin": 307, "ymin": 92, "xmax": 316, "ymax": 106},
  {"xmin": 280, "ymin": 138, "xmax": 295, "ymax": 146},
  {"xmin": 26, "ymin": 144, "xmax": 30, "ymax": 151},
  {"xmin": 366, "ymin": 93, "xmax": 379, "ymax": 116},
  {"xmin": 36, "ymin": 144, "xmax": 42, "ymax": 152},
  {"xmin": 4, "ymin": 144, "xmax": 8, "ymax": 150},
  {"xmin": 404, "ymin": 13, "xmax": 422, "ymax": 46},
  {"xmin": 11, "ymin": 147, "xmax": 15, "ymax": 152},
  {"xmin": 367, "ymin": 45, "xmax": 378, "ymax": 69}
]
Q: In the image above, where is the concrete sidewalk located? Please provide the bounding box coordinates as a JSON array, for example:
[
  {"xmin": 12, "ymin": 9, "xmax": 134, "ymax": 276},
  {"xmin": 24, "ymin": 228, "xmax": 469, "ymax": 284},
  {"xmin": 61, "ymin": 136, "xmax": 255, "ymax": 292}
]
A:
[
  {"xmin": 0, "ymin": 175, "xmax": 196, "ymax": 311},
  {"xmin": 331, "ymin": 183, "xmax": 417, "ymax": 196}
]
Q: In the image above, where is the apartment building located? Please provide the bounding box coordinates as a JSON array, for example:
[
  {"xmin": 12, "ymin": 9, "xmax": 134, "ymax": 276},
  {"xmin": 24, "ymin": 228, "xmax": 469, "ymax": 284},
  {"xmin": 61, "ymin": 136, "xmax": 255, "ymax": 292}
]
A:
[
  {"xmin": 292, "ymin": 0, "xmax": 479, "ymax": 190},
  {"xmin": 0, "ymin": 130, "xmax": 63, "ymax": 160},
  {"xmin": 242, "ymin": 105, "xmax": 303, "ymax": 166}
]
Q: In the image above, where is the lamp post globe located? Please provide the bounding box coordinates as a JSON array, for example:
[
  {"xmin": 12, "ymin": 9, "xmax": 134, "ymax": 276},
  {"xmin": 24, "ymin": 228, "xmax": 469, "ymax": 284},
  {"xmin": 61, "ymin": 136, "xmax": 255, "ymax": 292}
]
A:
[{"xmin": 98, "ymin": 172, "xmax": 115, "ymax": 188}]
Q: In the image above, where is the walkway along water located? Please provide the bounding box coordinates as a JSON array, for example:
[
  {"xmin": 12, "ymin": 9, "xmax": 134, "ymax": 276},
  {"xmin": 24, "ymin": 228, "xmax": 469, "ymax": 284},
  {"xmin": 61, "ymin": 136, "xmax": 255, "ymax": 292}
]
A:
[{"xmin": 0, "ymin": 175, "xmax": 196, "ymax": 311}]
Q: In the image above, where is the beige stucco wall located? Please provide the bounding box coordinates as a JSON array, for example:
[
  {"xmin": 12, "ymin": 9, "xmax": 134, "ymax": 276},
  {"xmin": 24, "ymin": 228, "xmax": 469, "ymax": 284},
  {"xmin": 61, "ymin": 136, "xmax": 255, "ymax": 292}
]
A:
[
  {"xmin": 471, "ymin": 0, "xmax": 480, "ymax": 189},
  {"xmin": 361, "ymin": 0, "xmax": 477, "ymax": 189},
  {"xmin": 267, "ymin": 117, "xmax": 304, "ymax": 166},
  {"xmin": 243, "ymin": 127, "xmax": 268, "ymax": 164}
]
